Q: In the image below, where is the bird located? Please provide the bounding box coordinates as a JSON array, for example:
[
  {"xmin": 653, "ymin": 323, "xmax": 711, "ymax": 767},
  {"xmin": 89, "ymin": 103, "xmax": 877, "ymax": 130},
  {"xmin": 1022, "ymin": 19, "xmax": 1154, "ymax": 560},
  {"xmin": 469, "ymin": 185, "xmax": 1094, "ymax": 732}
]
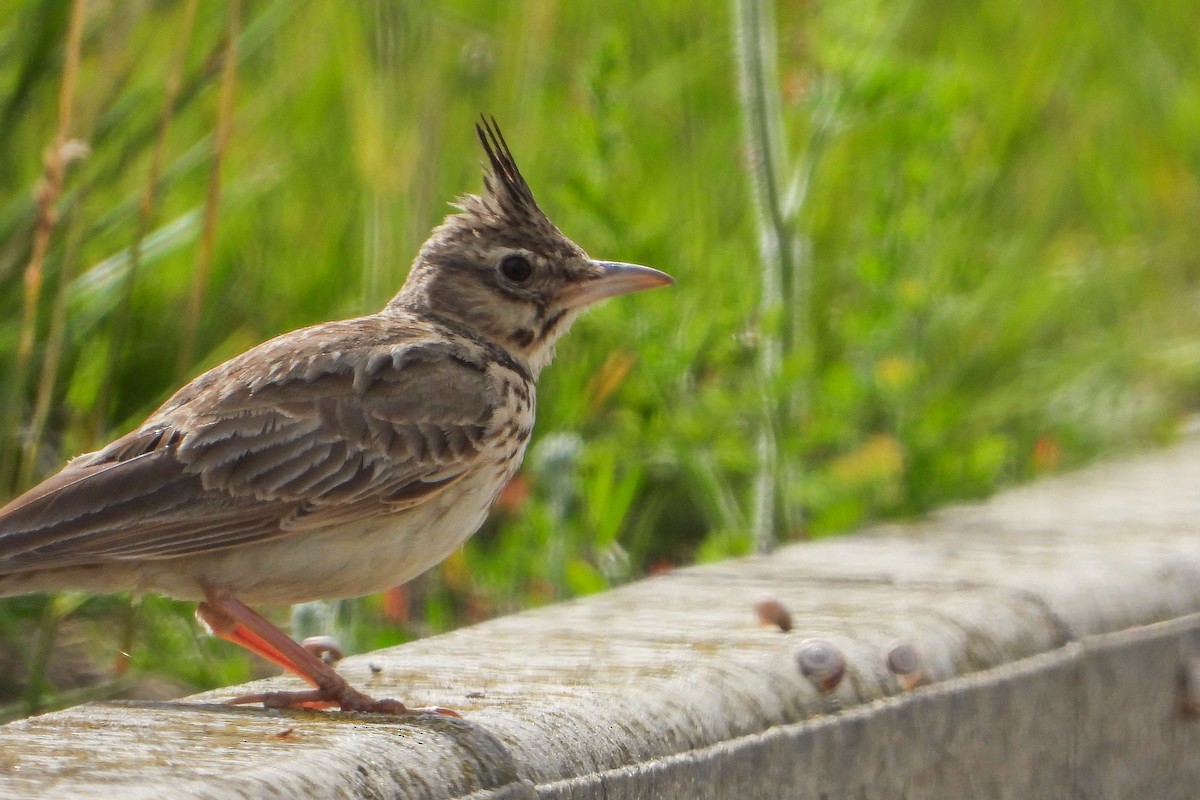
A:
[{"xmin": 0, "ymin": 118, "xmax": 673, "ymax": 714}]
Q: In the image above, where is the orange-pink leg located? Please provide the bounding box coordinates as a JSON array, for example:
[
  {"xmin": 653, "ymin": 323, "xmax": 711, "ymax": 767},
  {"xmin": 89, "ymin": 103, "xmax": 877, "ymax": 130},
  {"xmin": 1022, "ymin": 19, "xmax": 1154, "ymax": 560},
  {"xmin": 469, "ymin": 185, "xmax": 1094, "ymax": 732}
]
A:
[{"xmin": 196, "ymin": 589, "xmax": 457, "ymax": 716}]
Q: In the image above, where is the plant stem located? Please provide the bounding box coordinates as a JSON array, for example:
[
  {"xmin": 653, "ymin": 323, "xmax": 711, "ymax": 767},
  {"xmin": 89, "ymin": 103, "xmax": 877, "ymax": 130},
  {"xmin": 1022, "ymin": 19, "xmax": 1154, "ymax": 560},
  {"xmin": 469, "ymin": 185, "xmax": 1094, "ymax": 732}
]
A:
[
  {"xmin": 732, "ymin": 0, "xmax": 793, "ymax": 551},
  {"xmin": 101, "ymin": 0, "xmax": 199, "ymax": 425},
  {"xmin": 5, "ymin": 0, "xmax": 86, "ymax": 491},
  {"xmin": 22, "ymin": 190, "xmax": 88, "ymax": 487},
  {"xmin": 178, "ymin": 0, "xmax": 241, "ymax": 378}
]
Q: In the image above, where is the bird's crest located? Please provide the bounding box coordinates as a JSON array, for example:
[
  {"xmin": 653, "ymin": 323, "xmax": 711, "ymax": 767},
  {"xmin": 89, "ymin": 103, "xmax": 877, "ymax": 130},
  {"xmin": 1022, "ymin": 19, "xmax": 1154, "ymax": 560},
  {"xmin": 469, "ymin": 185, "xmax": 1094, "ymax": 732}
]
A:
[
  {"xmin": 477, "ymin": 117, "xmax": 540, "ymax": 215},
  {"xmin": 451, "ymin": 117, "xmax": 549, "ymax": 229}
]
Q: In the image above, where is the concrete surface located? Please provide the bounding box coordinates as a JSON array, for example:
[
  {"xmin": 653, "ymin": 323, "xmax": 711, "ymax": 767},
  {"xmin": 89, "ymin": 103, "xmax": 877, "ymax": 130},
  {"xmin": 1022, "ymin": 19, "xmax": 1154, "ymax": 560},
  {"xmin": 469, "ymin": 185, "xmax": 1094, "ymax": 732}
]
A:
[{"xmin": 1, "ymin": 437, "xmax": 1199, "ymax": 798}]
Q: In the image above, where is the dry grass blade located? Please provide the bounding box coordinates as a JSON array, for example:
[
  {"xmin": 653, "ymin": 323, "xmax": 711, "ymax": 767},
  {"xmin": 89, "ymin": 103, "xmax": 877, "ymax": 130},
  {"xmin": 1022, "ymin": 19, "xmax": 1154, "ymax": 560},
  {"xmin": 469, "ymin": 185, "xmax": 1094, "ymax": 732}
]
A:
[
  {"xmin": 5, "ymin": 0, "xmax": 87, "ymax": 491},
  {"xmin": 21, "ymin": 197, "xmax": 88, "ymax": 487}
]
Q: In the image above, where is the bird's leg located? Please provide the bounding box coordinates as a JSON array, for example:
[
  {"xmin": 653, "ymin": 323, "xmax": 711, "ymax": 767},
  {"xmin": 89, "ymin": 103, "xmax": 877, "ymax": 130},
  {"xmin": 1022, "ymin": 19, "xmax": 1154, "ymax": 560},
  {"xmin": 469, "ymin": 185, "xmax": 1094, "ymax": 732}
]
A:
[
  {"xmin": 196, "ymin": 589, "xmax": 456, "ymax": 715},
  {"xmin": 195, "ymin": 600, "xmax": 317, "ymax": 681},
  {"xmin": 195, "ymin": 592, "xmax": 378, "ymax": 710}
]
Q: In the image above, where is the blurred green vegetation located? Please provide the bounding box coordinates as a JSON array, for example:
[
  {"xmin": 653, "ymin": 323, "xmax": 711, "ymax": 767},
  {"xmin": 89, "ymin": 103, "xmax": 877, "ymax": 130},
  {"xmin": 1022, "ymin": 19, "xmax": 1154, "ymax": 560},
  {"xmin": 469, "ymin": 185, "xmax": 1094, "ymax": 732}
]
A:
[{"xmin": 1, "ymin": 0, "xmax": 1198, "ymax": 719}]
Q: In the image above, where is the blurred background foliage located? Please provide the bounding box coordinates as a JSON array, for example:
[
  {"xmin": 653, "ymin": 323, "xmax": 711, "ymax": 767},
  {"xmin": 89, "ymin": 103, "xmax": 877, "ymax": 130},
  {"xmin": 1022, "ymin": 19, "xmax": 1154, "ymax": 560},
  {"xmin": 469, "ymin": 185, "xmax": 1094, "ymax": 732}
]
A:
[{"xmin": 1, "ymin": 0, "xmax": 1198, "ymax": 719}]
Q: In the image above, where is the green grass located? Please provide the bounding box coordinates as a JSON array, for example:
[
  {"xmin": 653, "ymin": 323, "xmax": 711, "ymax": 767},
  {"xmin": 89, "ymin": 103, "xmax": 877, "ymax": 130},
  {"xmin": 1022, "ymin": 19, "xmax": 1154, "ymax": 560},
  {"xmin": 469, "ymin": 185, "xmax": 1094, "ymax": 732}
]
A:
[{"xmin": 1, "ymin": 0, "xmax": 1198, "ymax": 719}]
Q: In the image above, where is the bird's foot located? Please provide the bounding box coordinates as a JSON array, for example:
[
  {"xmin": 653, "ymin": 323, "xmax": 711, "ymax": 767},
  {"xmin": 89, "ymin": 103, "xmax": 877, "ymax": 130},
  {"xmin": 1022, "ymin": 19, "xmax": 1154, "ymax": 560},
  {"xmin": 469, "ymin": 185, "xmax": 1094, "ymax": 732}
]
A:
[
  {"xmin": 226, "ymin": 686, "xmax": 460, "ymax": 717},
  {"xmin": 198, "ymin": 592, "xmax": 462, "ymax": 717}
]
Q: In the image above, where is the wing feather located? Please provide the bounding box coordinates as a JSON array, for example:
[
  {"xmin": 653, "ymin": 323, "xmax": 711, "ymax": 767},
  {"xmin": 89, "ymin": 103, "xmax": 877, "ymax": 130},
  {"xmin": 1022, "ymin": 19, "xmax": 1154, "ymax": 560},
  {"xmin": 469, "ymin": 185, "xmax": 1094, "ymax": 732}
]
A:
[{"xmin": 0, "ymin": 318, "xmax": 506, "ymax": 577}]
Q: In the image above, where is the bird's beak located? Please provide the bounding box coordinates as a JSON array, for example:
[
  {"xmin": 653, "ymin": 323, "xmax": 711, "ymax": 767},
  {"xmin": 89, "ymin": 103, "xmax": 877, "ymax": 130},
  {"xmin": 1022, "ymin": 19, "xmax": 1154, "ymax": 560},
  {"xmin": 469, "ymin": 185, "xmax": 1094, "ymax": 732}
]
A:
[{"xmin": 563, "ymin": 261, "xmax": 675, "ymax": 309}]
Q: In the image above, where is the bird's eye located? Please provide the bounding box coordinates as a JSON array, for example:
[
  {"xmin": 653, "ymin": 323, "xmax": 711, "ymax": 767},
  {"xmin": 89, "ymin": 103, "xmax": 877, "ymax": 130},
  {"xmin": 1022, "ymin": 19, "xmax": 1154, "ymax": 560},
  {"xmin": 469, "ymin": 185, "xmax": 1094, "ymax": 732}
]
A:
[{"xmin": 499, "ymin": 254, "xmax": 533, "ymax": 283}]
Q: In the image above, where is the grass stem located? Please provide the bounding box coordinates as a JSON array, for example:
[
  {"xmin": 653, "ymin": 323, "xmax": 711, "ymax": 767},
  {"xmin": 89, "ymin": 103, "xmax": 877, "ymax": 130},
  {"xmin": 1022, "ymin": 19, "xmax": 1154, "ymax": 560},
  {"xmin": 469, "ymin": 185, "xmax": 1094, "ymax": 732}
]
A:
[
  {"xmin": 732, "ymin": 0, "xmax": 793, "ymax": 551},
  {"xmin": 5, "ymin": 0, "xmax": 87, "ymax": 491},
  {"xmin": 178, "ymin": 0, "xmax": 241, "ymax": 378},
  {"xmin": 101, "ymin": 0, "xmax": 200, "ymax": 425}
]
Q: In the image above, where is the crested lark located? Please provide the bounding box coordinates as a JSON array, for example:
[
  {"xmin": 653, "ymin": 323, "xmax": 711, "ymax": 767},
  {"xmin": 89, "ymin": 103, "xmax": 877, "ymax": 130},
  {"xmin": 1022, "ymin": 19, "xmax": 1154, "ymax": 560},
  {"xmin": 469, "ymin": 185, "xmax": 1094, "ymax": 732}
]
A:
[{"xmin": 0, "ymin": 118, "xmax": 672, "ymax": 714}]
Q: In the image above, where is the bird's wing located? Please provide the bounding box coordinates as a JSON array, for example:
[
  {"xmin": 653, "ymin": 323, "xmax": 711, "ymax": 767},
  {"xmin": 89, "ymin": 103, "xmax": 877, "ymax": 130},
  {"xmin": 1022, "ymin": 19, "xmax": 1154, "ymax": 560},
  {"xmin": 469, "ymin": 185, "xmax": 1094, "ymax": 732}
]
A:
[{"xmin": 0, "ymin": 323, "xmax": 501, "ymax": 574}]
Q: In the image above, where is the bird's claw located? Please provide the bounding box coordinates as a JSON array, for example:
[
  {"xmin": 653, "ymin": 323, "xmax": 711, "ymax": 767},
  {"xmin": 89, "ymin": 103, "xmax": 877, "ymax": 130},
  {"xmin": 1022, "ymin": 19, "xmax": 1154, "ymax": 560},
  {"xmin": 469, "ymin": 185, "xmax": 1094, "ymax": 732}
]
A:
[
  {"xmin": 225, "ymin": 688, "xmax": 460, "ymax": 717},
  {"xmin": 410, "ymin": 705, "xmax": 462, "ymax": 718}
]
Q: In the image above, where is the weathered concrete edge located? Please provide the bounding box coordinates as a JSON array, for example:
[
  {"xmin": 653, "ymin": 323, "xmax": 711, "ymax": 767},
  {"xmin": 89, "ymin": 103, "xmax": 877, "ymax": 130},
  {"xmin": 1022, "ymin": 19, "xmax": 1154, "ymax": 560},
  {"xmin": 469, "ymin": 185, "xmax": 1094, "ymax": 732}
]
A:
[
  {"xmin": 1, "ymin": 438, "xmax": 1199, "ymax": 799},
  {"xmin": 532, "ymin": 613, "xmax": 1200, "ymax": 800}
]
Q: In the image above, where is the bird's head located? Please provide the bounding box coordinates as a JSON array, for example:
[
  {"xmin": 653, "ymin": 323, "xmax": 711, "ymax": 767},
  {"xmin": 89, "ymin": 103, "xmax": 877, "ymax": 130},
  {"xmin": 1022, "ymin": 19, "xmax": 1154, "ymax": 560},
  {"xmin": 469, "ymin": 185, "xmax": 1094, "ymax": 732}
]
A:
[{"xmin": 392, "ymin": 118, "xmax": 672, "ymax": 376}]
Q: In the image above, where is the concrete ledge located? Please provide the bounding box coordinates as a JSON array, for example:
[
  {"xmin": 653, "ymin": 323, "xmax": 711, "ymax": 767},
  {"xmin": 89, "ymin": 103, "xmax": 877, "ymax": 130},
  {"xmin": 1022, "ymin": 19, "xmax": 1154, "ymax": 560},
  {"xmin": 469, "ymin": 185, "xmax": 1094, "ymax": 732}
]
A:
[{"xmin": 2, "ymin": 438, "xmax": 1200, "ymax": 798}]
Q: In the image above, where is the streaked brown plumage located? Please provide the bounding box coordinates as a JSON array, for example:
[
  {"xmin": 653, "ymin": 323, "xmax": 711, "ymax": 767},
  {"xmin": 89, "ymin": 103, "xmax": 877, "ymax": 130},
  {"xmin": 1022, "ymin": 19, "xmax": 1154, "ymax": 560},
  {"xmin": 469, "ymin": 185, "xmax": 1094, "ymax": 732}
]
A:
[{"xmin": 0, "ymin": 118, "xmax": 672, "ymax": 713}]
